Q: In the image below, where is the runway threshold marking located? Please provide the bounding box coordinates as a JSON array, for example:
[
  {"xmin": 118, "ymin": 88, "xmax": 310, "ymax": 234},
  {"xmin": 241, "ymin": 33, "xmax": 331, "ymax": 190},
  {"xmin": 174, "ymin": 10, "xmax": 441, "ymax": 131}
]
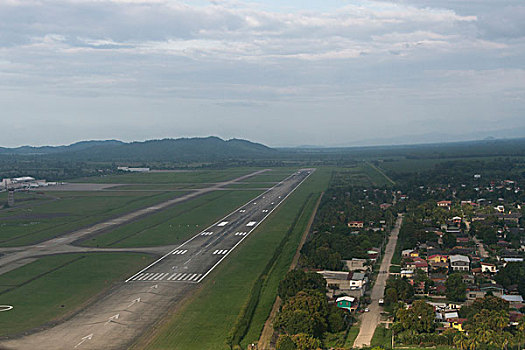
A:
[
  {"xmin": 234, "ymin": 232, "xmax": 248, "ymax": 236},
  {"xmin": 213, "ymin": 249, "xmax": 228, "ymax": 255},
  {"xmin": 172, "ymin": 250, "xmax": 188, "ymax": 255},
  {"xmin": 246, "ymin": 221, "xmax": 257, "ymax": 227},
  {"xmin": 217, "ymin": 221, "xmax": 229, "ymax": 227},
  {"xmin": 200, "ymin": 231, "xmax": 213, "ymax": 236}
]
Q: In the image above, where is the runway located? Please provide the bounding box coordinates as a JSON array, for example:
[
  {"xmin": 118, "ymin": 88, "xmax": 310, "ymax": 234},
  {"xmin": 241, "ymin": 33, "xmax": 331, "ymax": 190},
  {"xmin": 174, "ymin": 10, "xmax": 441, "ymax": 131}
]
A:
[
  {"xmin": 0, "ymin": 169, "xmax": 314, "ymax": 350},
  {"xmin": 125, "ymin": 169, "xmax": 311, "ymax": 285}
]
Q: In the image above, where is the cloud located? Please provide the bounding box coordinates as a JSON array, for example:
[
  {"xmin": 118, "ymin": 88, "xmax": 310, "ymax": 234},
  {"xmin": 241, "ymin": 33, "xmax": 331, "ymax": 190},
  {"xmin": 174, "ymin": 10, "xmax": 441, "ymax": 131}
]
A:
[{"xmin": 0, "ymin": 0, "xmax": 523, "ymax": 146}]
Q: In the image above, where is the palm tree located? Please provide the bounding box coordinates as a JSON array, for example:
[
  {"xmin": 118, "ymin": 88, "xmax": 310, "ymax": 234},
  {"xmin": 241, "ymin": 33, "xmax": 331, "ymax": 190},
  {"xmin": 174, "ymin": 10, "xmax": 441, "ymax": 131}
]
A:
[{"xmin": 454, "ymin": 333, "xmax": 469, "ymax": 350}]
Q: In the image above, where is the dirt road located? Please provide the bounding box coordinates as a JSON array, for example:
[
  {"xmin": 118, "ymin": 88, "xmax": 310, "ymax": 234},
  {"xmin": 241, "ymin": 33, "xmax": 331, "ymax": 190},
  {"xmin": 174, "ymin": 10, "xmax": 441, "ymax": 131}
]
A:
[{"xmin": 353, "ymin": 214, "xmax": 403, "ymax": 348}]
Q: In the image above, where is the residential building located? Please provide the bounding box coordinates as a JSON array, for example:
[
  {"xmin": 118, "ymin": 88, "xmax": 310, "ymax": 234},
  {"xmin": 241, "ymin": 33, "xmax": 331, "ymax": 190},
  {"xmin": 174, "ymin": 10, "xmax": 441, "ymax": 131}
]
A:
[
  {"xmin": 480, "ymin": 262, "xmax": 497, "ymax": 274},
  {"xmin": 347, "ymin": 221, "xmax": 364, "ymax": 228},
  {"xmin": 336, "ymin": 296, "xmax": 356, "ymax": 312},
  {"xmin": 449, "ymin": 255, "xmax": 470, "ymax": 271}
]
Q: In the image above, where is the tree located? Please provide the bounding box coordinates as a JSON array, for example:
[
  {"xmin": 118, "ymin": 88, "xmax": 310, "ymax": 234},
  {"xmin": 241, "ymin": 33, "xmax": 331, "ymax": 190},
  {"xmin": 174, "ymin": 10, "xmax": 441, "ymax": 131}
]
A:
[
  {"xmin": 276, "ymin": 335, "xmax": 297, "ymax": 350},
  {"xmin": 327, "ymin": 305, "xmax": 347, "ymax": 333},
  {"xmin": 445, "ymin": 273, "xmax": 466, "ymax": 302},
  {"xmin": 274, "ymin": 291, "xmax": 328, "ymax": 338},
  {"xmin": 278, "ymin": 270, "xmax": 327, "ymax": 301},
  {"xmin": 395, "ymin": 300, "xmax": 436, "ymax": 333},
  {"xmin": 454, "ymin": 333, "xmax": 469, "ymax": 350},
  {"xmin": 443, "ymin": 232, "xmax": 457, "ymax": 249},
  {"xmin": 385, "ymin": 277, "xmax": 414, "ymax": 304},
  {"xmin": 291, "ymin": 333, "xmax": 322, "ymax": 350}
]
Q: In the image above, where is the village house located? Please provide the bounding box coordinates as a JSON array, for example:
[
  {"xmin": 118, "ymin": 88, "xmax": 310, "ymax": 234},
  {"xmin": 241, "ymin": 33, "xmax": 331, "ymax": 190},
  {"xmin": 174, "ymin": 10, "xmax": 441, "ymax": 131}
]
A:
[
  {"xmin": 347, "ymin": 221, "xmax": 364, "ymax": 228},
  {"xmin": 402, "ymin": 249, "xmax": 418, "ymax": 258},
  {"xmin": 405, "ymin": 257, "xmax": 429, "ymax": 272},
  {"xmin": 317, "ymin": 271, "xmax": 368, "ymax": 297},
  {"xmin": 437, "ymin": 200, "xmax": 452, "ymax": 209},
  {"xmin": 336, "ymin": 296, "xmax": 356, "ymax": 312},
  {"xmin": 480, "ymin": 262, "xmax": 498, "ymax": 274},
  {"xmin": 343, "ymin": 258, "xmax": 369, "ymax": 271},
  {"xmin": 449, "ymin": 255, "xmax": 470, "ymax": 272}
]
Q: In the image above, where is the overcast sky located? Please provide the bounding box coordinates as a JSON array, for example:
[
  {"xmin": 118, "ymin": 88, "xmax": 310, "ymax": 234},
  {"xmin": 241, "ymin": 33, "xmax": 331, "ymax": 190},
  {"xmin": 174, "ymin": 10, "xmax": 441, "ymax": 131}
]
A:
[{"xmin": 1, "ymin": 0, "xmax": 524, "ymax": 147}]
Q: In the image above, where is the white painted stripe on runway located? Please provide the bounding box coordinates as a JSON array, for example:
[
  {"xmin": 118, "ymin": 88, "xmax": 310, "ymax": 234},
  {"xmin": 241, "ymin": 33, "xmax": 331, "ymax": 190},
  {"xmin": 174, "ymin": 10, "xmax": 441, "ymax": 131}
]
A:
[
  {"xmin": 201, "ymin": 231, "xmax": 213, "ymax": 236},
  {"xmin": 246, "ymin": 221, "xmax": 257, "ymax": 227},
  {"xmin": 213, "ymin": 250, "xmax": 219, "ymax": 254},
  {"xmin": 168, "ymin": 273, "xmax": 181, "ymax": 280},
  {"xmin": 172, "ymin": 250, "xmax": 188, "ymax": 255},
  {"xmin": 148, "ymin": 273, "xmax": 161, "ymax": 281},
  {"xmin": 188, "ymin": 273, "xmax": 197, "ymax": 281},
  {"xmin": 137, "ymin": 273, "xmax": 152, "ymax": 281},
  {"xmin": 217, "ymin": 221, "xmax": 229, "ymax": 227},
  {"xmin": 155, "ymin": 273, "xmax": 168, "ymax": 281},
  {"xmin": 177, "ymin": 273, "xmax": 188, "ymax": 281},
  {"xmin": 132, "ymin": 273, "xmax": 145, "ymax": 281},
  {"xmin": 193, "ymin": 274, "xmax": 203, "ymax": 281},
  {"xmin": 183, "ymin": 274, "xmax": 192, "ymax": 281},
  {"xmin": 158, "ymin": 273, "xmax": 168, "ymax": 281}
]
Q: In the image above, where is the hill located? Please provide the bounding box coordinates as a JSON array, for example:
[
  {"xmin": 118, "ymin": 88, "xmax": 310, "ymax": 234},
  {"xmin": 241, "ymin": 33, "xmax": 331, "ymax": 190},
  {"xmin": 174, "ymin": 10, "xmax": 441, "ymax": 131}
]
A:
[{"xmin": 0, "ymin": 137, "xmax": 276, "ymax": 162}]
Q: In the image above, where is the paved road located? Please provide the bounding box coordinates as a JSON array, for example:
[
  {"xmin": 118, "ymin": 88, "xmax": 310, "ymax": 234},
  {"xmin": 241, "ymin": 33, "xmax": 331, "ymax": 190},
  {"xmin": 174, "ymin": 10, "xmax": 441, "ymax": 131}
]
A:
[
  {"xmin": 473, "ymin": 235, "xmax": 489, "ymax": 258},
  {"xmin": 353, "ymin": 214, "xmax": 403, "ymax": 348},
  {"xmin": 0, "ymin": 169, "xmax": 313, "ymax": 350}
]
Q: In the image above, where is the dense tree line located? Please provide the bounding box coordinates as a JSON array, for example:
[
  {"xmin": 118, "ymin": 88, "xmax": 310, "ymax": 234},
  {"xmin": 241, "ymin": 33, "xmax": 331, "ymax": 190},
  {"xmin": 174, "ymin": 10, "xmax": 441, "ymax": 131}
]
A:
[{"xmin": 274, "ymin": 270, "xmax": 349, "ymax": 350}]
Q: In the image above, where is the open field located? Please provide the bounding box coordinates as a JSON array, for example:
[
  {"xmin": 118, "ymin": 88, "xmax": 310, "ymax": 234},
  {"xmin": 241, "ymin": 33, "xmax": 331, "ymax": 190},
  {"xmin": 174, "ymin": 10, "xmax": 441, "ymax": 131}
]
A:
[
  {"xmin": 0, "ymin": 191, "xmax": 184, "ymax": 247},
  {"xmin": 377, "ymin": 156, "xmax": 525, "ymax": 174},
  {"xmin": 81, "ymin": 190, "xmax": 263, "ymax": 248},
  {"xmin": 361, "ymin": 162, "xmax": 395, "ymax": 186},
  {"xmin": 139, "ymin": 168, "xmax": 331, "ymax": 350},
  {"xmin": 104, "ymin": 184, "xmax": 204, "ymax": 191},
  {"xmin": 223, "ymin": 182, "xmax": 274, "ymax": 189},
  {"xmin": 371, "ymin": 325, "xmax": 392, "ymax": 348},
  {"xmin": 72, "ymin": 168, "xmax": 267, "ymax": 184},
  {"xmin": 241, "ymin": 172, "xmax": 296, "ymax": 183},
  {"xmin": 0, "ymin": 252, "xmax": 154, "ymax": 336}
]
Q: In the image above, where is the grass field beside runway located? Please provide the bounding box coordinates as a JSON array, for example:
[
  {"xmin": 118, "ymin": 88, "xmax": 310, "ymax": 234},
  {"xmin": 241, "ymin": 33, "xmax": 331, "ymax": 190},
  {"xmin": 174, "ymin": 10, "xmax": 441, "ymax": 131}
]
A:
[
  {"xmin": 241, "ymin": 172, "xmax": 296, "ymax": 183},
  {"xmin": 72, "ymin": 168, "xmax": 267, "ymax": 184},
  {"xmin": 0, "ymin": 253, "xmax": 154, "ymax": 336},
  {"xmin": 81, "ymin": 190, "xmax": 263, "ymax": 248},
  {"xmin": 222, "ymin": 182, "xmax": 275, "ymax": 189},
  {"xmin": 103, "ymin": 184, "xmax": 204, "ymax": 191},
  {"xmin": 0, "ymin": 191, "xmax": 186, "ymax": 247},
  {"xmin": 140, "ymin": 168, "xmax": 332, "ymax": 350}
]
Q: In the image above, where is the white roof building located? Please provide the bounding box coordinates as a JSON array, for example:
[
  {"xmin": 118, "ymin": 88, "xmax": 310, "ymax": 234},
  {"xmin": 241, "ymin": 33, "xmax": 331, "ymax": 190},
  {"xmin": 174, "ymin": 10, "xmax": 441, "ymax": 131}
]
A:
[
  {"xmin": 449, "ymin": 255, "xmax": 470, "ymax": 264},
  {"xmin": 336, "ymin": 296, "xmax": 355, "ymax": 303}
]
